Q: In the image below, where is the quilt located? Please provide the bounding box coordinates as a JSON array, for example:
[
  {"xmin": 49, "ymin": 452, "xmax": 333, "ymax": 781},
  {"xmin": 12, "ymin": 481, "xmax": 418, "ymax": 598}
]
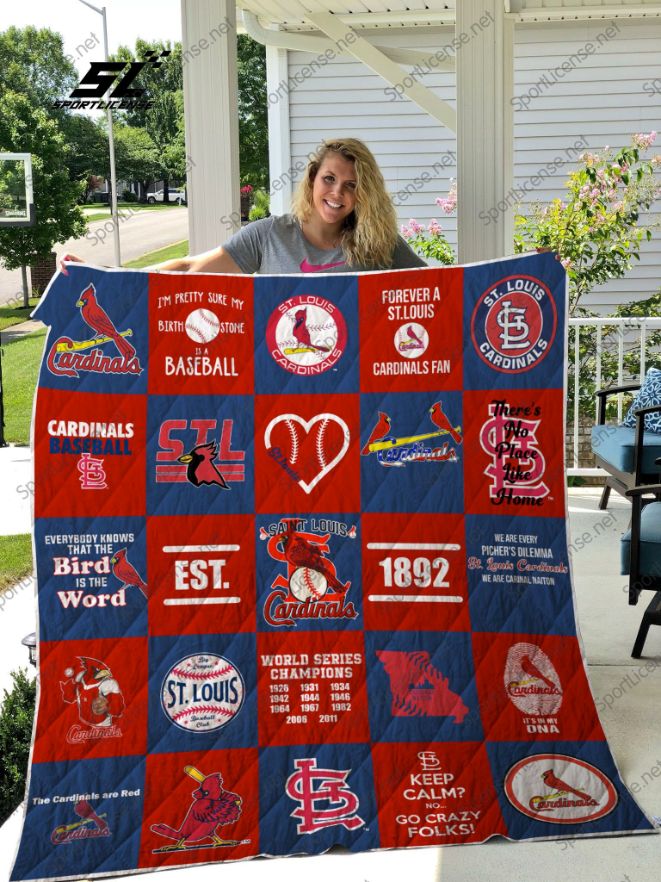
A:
[{"xmin": 11, "ymin": 253, "xmax": 656, "ymax": 881}]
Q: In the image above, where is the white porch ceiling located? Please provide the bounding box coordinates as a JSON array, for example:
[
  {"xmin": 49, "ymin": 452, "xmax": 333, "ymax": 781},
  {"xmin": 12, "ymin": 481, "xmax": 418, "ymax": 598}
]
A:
[{"xmin": 238, "ymin": 0, "xmax": 661, "ymax": 31}]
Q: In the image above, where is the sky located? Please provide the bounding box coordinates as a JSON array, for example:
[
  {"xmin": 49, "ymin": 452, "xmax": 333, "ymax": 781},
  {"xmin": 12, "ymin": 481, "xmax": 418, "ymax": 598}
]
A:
[{"xmin": 0, "ymin": 0, "xmax": 182, "ymax": 77}]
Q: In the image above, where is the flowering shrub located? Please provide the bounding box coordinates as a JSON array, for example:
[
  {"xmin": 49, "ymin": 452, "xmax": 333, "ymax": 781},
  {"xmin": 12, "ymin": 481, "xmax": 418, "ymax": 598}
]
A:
[
  {"xmin": 240, "ymin": 184, "xmax": 254, "ymax": 195},
  {"xmin": 403, "ymin": 138, "xmax": 661, "ymax": 316},
  {"xmin": 514, "ymin": 133, "xmax": 661, "ymax": 315}
]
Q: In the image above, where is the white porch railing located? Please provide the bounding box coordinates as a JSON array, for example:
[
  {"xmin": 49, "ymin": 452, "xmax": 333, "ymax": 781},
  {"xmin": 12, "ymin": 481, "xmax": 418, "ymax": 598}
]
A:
[{"xmin": 567, "ymin": 317, "xmax": 661, "ymax": 477}]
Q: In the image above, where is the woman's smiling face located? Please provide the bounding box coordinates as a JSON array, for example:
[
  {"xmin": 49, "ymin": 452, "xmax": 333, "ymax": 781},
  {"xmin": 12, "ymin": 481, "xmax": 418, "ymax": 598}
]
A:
[{"xmin": 310, "ymin": 153, "xmax": 357, "ymax": 228}]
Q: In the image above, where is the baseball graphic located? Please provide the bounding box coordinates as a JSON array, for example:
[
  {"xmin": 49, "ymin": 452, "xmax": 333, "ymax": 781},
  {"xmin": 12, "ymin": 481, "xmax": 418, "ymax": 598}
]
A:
[
  {"xmin": 161, "ymin": 653, "xmax": 245, "ymax": 733},
  {"xmin": 264, "ymin": 412, "xmax": 350, "ymax": 494},
  {"xmin": 266, "ymin": 295, "xmax": 348, "ymax": 376},
  {"xmin": 289, "ymin": 566, "xmax": 328, "ymax": 602},
  {"xmin": 185, "ymin": 308, "xmax": 221, "ymax": 344},
  {"xmin": 394, "ymin": 322, "xmax": 429, "ymax": 359}
]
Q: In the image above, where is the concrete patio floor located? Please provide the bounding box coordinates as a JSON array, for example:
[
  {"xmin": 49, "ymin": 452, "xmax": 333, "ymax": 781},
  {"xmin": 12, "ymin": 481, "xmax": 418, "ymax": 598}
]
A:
[{"xmin": 0, "ymin": 487, "xmax": 658, "ymax": 882}]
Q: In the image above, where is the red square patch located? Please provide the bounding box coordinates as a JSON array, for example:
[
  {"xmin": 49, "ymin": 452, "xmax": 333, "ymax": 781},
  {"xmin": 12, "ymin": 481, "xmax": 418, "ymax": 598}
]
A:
[
  {"xmin": 146, "ymin": 514, "xmax": 255, "ymax": 636},
  {"xmin": 34, "ymin": 388, "xmax": 146, "ymax": 518},
  {"xmin": 463, "ymin": 387, "xmax": 565, "ymax": 518},
  {"xmin": 139, "ymin": 748, "xmax": 258, "ymax": 867},
  {"xmin": 472, "ymin": 632, "xmax": 605, "ymax": 742},
  {"xmin": 256, "ymin": 630, "xmax": 369, "ymax": 746},
  {"xmin": 372, "ymin": 742, "xmax": 507, "ymax": 847},
  {"xmin": 359, "ymin": 268, "xmax": 463, "ymax": 393},
  {"xmin": 254, "ymin": 393, "xmax": 360, "ymax": 513},
  {"xmin": 33, "ymin": 636, "xmax": 148, "ymax": 763},
  {"xmin": 361, "ymin": 512, "xmax": 470, "ymax": 632},
  {"xmin": 148, "ymin": 273, "xmax": 254, "ymax": 395}
]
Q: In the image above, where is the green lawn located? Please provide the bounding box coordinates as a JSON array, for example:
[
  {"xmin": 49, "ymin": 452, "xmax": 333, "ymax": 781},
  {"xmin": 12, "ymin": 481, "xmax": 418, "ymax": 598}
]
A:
[
  {"xmin": 0, "ymin": 534, "xmax": 33, "ymax": 594},
  {"xmin": 84, "ymin": 202, "xmax": 186, "ymax": 223},
  {"xmin": 0, "ymin": 297, "xmax": 40, "ymax": 332},
  {"xmin": 124, "ymin": 239, "xmax": 189, "ymax": 269},
  {"xmin": 1, "ymin": 330, "xmax": 46, "ymax": 445}
]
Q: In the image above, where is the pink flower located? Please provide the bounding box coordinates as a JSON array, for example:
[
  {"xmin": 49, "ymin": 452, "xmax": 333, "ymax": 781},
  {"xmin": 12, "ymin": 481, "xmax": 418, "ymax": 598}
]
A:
[
  {"xmin": 428, "ymin": 218, "xmax": 442, "ymax": 235},
  {"xmin": 633, "ymin": 132, "xmax": 657, "ymax": 149},
  {"xmin": 240, "ymin": 184, "xmax": 253, "ymax": 194},
  {"xmin": 560, "ymin": 257, "xmax": 572, "ymax": 270}
]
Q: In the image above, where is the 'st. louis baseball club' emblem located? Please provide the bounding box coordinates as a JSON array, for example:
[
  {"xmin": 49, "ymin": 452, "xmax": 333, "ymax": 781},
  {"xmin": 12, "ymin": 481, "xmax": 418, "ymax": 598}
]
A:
[
  {"xmin": 504, "ymin": 755, "xmax": 618, "ymax": 824},
  {"xmin": 266, "ymin": 295, "xmax": 347, "ymax": 375},
  {"xmin": 471, "ymin": 275, "xmax": 557, "ymax": 373},
  {"xmin": 60, "ymin": 655, "xmax": 125, "ymax": 744},
  {"xmin": 264, "ymin": 413, "xmax": 350, "ymax": 494},
  {"xmin": 151, "ymin": 765, "xmax": 250, "ymax": 852},
  {"xmin": 377, "ymin": 650, "xmax": 468, "ymax": 722},
  {"xmin": 47, "ymin": 283, "xmax": 142, "ymax": 378},
  {"xmin": 285, "ymin": 758, "xmax": 364, "ymax": 834},
  {"xmin": 261, "ymin": 517, "xmax": 358, "ymax": 627},
  {"xmin": 361, "ymin": 401, "xmax": 461, "ymax": 467},
  {"xmin": 479, "ymin": 400, "xmax": 549, "ymax": 507},
  {"xmin": 161, "ymin": 653, "xmax": 244, "ymax": 732}
]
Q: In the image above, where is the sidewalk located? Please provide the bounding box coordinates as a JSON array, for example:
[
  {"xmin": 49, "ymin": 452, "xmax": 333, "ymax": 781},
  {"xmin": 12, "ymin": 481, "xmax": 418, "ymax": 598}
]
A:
[
  {"xmin": 0, "ymin": 445, "xmax": 32, "ymax": 536},
  {"xmin": 2, "ymin": 319, "xmax": 44, "ymax": 342}
]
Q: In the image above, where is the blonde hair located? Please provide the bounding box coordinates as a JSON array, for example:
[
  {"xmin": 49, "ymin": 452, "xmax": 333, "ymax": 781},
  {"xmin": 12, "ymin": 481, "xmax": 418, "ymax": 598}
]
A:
[{"xmin": 291, "ymin": 138, "xmax": 398, "ymax": 269}]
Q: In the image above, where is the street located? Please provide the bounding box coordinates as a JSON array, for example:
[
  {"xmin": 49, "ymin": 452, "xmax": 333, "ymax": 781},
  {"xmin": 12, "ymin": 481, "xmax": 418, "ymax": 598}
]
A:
[{"xmin": 0, "ymin": 207, "xmax": 189, "ymax": 306}]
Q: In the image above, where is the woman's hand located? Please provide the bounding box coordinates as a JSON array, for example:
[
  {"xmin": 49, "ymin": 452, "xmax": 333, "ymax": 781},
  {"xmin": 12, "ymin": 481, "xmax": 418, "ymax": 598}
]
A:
[{"xmin": 59, "ymin": 253, "xmax": 84, "ymax": 275}]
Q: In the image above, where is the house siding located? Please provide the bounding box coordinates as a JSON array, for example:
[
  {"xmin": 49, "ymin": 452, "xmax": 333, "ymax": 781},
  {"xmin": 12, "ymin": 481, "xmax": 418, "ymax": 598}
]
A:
[{"xmin": 280, "ymin": 18, "xmax": 661, "ymax": 313}]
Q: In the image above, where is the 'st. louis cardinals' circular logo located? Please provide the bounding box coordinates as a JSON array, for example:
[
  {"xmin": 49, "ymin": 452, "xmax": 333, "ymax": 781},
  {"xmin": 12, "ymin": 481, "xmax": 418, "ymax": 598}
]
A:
[
  {"xmin": 266, "ymin": 295, "xmax": 347, "ymax": 376},
  {"xmin": 471, "ymin": 275, "xmax": 557, "ymax": 374},
  {"xmin": 161, "ymin": 653, "xmax": 245, "ymax": 733}
]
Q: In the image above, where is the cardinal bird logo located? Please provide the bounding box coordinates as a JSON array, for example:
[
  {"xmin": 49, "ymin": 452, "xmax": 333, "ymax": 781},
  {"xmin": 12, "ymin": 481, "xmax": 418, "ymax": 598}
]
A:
[
  {"xmin": 75, "ymin": 284, "xmax": 136, "ymax": 360},
  {"xmin": 540, "ymin": 770, "xmax": 594, "ymax": 803},
  {"xmin": 263, "ymin": 518, "xmax": 357, "ymax": 628},
  {"xmin": 361, "ymin": 411, "xmax": 392, "ymax": 456},
  {"xmin": 60, "ymin": 656, "xmax": 125, "ymax": 742},
  {"xmin": 51, "ymin": 799, "xmax": 111, "ymax": 845},
  {"xmin": 520, "ymin": 655, "xmax": 559, "ymax": 693},
  {"xmin": 178, "ymin": 442, "xmax": 230, "ymax": 489},
  {"xmin": 429, "ymin": 401, "xmax": 462, "ymax": 445},
  {"xmin": 361, "ymin": 402, "xmax": 461, "ymax": 466},
  {"xmin": 151, "ymin": 765, "xmax": 249, "ymax": 852},
  {"xmin": 110, "ymin": 548, "xmax": 147, "ymax": 597},
  {"xmin": 292, "ymin": 308, "xmax": 331, "ymax": 353}
]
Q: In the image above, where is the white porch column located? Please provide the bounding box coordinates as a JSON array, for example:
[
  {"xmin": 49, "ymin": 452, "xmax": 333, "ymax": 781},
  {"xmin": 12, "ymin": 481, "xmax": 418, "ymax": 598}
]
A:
[
  {"xmin": 181, "ymin": 0, "xmax": 240, "ymax": 252},
  {"xmin": 266, "ymin": 42, "xmax": 292, "ymax": 216},
  {"xmin": 456, "ymin": 1, "xmax": 514, "ymax": 263}
]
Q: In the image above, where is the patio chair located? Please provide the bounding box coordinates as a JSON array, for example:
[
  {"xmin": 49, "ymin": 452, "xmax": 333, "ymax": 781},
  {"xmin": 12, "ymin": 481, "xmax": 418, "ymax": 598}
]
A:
[
  {"xmin": 621, "ymin": 465, "xmax": 661, "ymax": 658},
  {"xmin": 592, "ymin": 381, "xmax": 661, "ymax": 509}
]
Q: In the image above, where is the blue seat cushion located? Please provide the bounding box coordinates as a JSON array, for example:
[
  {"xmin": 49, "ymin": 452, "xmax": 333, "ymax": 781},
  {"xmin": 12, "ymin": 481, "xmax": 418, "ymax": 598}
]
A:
[
  {"xmin": 621, "ymin": 501, "xmax": 661, "ymax": 575},
  {"xmin": 591, "ymin": 424, "xmax": 661, "ymax": 477}
]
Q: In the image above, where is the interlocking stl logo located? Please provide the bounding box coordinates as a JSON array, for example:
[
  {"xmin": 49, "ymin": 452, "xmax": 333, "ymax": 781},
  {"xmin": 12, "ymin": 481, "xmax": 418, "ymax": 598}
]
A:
[{"xmin": 285, "ymin": 758, "xmax": 364, "ymax": 834}]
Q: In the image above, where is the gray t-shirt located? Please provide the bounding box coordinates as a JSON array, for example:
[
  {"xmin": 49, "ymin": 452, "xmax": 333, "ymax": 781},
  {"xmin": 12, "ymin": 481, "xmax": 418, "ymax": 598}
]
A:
[{"xmin": 223, "ymin": 213, "xmax": 427, "ymax": 274}]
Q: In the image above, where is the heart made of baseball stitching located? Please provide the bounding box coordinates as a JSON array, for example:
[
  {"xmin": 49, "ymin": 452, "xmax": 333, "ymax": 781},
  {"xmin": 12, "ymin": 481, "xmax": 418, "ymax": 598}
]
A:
[{"xmin": 264, "ymin": 413, "xmax": 350, "ymax": 494}]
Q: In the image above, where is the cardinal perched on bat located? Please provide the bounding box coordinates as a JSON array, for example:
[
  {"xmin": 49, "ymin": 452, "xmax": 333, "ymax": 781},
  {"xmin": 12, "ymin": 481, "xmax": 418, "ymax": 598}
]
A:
[
  {"xmin": 277, "ymin": 530, "xmax": 349, "ymax": 594},
  {"xmin": 178, "ymin": 442, "xmax": 229, "ymax": 488},
  {"xmin": 151, "ymin": 766, "xmax": 244, "ymax": 851},
  {"xmin": 75, "ymin": 284, "xmax": 136, "ymax": 360}
]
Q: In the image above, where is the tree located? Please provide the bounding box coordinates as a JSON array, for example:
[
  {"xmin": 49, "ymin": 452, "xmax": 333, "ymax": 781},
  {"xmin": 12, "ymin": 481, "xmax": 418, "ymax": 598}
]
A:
[
  {"xmin": 111, "ymin": 40, "xmax": 184, "ymax": 200},
  {"xmin": 0, "ymin": 26, "xmax": 77, "ymax": 112},
  {"xmin": 59, "ymin": 114, "xmax": 109, "ymax": 201},
  {"xmin": 113, "ymin": 124, "xmax": 162, "ymax": 201},
  {"xmin": 0, "ymin": 91, "xmax": 86, "ymax": 301},
  {"xmin": 237, "ymin": 34, "xmax": 268, "ymax": 189},
  {"xmin": 0, "ymin": 669, "xmax": 36, "ymax": 824}
]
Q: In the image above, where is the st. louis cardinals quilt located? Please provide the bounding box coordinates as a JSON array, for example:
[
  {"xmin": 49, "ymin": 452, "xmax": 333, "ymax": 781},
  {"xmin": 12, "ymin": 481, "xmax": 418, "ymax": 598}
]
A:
[{"xmin": 11, "ymin": 252, "xmax": 656, "ymax": 880}]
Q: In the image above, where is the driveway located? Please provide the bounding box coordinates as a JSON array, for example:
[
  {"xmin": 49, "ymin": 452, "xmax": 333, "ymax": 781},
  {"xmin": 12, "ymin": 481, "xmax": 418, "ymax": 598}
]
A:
[{"xmin": 0, "ymin": 207, "xmax": 189, "ymax": 306}]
